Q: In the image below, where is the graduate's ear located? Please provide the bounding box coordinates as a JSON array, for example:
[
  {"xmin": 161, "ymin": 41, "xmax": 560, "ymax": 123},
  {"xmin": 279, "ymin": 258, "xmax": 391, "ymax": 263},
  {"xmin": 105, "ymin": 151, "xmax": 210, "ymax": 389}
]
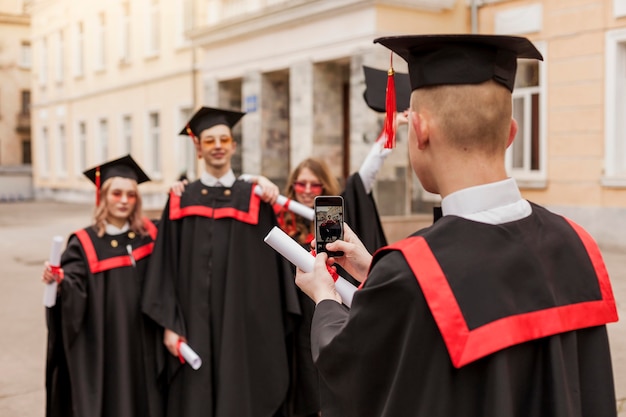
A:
[
  {"xmin": 506, "ymin": 118, "xmax": 518, "ymax": 149},
  {"xmin": 410, "ymin": 110, "xmax": 429, "ymax": 150},
  {"xmin": 193, "ymin": 138, "xmax": 202, "ymax": 159}
]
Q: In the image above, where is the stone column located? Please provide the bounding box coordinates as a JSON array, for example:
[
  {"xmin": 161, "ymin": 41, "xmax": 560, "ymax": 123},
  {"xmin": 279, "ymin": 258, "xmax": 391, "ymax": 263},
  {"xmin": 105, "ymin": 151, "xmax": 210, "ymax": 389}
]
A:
[
  {"xmin": 289, "ymin": 60, "xmax": 315, "ymax": 167},
  {"xmin": 241, "ymin": 70, "xmax": 262, "ymax": 176}
]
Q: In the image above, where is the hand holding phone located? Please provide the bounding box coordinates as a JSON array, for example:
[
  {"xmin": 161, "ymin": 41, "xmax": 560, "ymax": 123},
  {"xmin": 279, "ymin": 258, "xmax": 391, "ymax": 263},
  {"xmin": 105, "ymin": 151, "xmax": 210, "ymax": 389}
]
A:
[{"xmin": 314, "ymin": 196, "xmax": 344, "ymax": 257}]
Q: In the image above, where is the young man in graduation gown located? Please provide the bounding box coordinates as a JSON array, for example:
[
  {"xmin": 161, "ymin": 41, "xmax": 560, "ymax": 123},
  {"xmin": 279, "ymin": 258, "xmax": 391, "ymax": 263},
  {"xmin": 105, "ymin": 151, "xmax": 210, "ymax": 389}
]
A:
[
  {"xmin": 43, "ymin": 155, "xmax": 164, "ymax": 417},
  {"xmin": 141, "ymin": 107, "xmax": 300, "ymax": 417},
  {"xmin": 295, "ymin": 34, "xmax": 620, "ymax": 417}
]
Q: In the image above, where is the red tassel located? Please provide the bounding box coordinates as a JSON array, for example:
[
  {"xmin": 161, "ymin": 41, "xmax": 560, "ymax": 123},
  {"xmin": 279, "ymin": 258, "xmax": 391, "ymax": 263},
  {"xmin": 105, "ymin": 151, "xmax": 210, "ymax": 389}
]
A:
[
  {"xmin": 383, "ymin": 53, "xmax": 397, "ymax": 149},
  {"xmin": 185, "ymin": 125, "xmax": 196, "ymax": 142},
  {"xmin": 95, "ymin": 166, "xmax": 101, "ymax": 207}
]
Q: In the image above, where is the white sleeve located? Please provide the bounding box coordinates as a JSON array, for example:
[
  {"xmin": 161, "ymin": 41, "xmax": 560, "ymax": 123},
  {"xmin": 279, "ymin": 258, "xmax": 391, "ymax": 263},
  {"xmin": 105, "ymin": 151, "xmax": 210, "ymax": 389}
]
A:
[
  {"xmin": 238, "ymin": 173, "xmax": 256, "ymax": 183},
  {"xmin": 358, "ymin": 134, "xmax": 392, "ymax": 194}
]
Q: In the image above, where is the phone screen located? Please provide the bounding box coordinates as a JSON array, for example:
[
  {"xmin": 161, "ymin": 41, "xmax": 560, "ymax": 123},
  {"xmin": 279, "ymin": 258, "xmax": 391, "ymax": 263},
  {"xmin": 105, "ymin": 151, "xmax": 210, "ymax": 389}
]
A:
[{"xmin": 314, "ymin": 196, "xmax": 344, "ymax": 257}]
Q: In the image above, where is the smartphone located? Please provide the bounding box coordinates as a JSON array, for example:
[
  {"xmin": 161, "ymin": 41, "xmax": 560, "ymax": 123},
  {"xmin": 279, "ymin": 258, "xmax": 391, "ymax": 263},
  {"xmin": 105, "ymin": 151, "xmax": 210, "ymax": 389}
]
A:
[{"xmin": 314, "ymin": 195, "xmax": 345, "ymax": 257}]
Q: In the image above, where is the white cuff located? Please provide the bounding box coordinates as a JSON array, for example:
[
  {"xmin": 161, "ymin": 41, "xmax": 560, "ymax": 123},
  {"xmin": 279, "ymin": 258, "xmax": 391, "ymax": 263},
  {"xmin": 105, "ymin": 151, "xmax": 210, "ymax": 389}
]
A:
[{"xmin": 358, "ymin": 137, "xmax": 392, "ymax": 194}]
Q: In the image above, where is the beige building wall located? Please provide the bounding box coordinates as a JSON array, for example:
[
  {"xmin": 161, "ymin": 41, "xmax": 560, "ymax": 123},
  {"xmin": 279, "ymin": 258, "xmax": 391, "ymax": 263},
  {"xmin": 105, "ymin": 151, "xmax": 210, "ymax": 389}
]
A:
[
  {"xmin": 0, "ymin": 0, "xmax": 32, "ymax": 200},
  {"xmin": 191, "ymin": 0, "xmax": 466, "ymax": 237},
  {"xmin": 477, "ymin": 0, "xmax": 626, "ymax": 249},
  {"xmin": 27, "ymin": 0, "xmax": 626, "ymax": 247},
  {"xmin": 30, "ymin": 0, "xmax": 199, "ymax": 208}
]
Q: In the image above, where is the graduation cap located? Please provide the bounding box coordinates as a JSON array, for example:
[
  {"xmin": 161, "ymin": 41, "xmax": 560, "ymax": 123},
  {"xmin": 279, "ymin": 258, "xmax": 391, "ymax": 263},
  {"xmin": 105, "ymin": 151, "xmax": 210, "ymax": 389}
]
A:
[
  {"xmin": 362, "ymin": 65, "xmax": 411, "ymax": 113},
  {"xmin": 83, "ymin": 154, "xmax": 150, "ymax": 206},
  {"xmin": 373, "ymin": 34, "xmax": 543, "ymax": 92},
  {"xmin": 179, "ymin": 106, "xmax": 246, "ymax": 140}
]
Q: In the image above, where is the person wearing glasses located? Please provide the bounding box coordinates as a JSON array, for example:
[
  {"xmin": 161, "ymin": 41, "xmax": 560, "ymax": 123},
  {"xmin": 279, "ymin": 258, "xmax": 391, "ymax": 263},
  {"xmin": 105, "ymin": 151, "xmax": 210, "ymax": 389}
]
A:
[
  {"xmin": 141, "ymin": 107, "xmax": 300, "ymax": 417},
  {"xmin": 42, "ymin": 155, "xmax": 164, "ymax": 417}
]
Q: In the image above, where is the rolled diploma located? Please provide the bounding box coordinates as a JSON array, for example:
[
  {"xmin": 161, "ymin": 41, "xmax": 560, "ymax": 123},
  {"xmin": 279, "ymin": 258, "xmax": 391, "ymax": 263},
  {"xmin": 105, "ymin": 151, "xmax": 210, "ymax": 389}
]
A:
[
  {"xmin": 43, "ymin": 236, "xmax": 64, "ymax": 307},
  {"xmin": 254, "ymin": 186, "xmax": 314, "ymax": 221},
  {"xmin": 180, "ymin": 342, "xmax": 202, "ymax": 370},
  {"xmin": 264, "ymin": 226, "xmax": 356, "ymax": 307}
]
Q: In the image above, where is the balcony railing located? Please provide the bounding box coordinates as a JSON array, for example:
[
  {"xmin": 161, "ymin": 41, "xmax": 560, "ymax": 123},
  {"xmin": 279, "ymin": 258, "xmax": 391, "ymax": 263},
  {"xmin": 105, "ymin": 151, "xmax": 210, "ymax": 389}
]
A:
[{"xmin": 16, "ymin": 112, "xmax": 31, "ymax": 134}]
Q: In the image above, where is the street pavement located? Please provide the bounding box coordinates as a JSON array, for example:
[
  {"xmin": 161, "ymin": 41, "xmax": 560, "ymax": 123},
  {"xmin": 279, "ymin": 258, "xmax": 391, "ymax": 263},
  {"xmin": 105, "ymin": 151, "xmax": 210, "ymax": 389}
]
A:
[{"xmin": 0, "ymin": 200, "xmax": 624, "ymax": 416}]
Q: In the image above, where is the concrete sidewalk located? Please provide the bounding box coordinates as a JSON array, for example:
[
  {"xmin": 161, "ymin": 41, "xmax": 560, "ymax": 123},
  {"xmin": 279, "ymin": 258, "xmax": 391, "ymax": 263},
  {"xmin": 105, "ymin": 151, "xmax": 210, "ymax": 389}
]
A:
[{"xmin": 0, "ymin": 200, "xmax": 624, "ymax": 416}]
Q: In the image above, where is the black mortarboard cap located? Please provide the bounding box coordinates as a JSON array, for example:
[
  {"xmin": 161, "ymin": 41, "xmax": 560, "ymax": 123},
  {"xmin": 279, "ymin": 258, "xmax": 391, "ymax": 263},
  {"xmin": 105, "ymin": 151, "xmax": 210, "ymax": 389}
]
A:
[
  {"xmin": 83, "ymin": 154, "xmax": 150, "ymax": 186},
  {"xmin": 362, "ymin": 66, "xmax": 411, "ymax": 113},
  {"xmin": 179, "ymin": 106, "xmax": 246, "ymax": 138},
  {"xmin": 373, "ymin": 34, "xmax": 543, "ymax": 92}
]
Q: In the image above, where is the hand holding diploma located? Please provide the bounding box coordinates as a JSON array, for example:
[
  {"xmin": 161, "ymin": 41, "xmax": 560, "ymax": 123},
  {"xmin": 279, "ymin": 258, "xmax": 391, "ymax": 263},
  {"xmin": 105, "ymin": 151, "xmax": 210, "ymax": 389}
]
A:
[
  {"xmin": 43, "ymin": 236, "xmax": 64, "ymax": 307},
  {"xmin": 255, "ymin": 186, "xmax": 314, "ymax": 221},
  {"xmin": 264, "ymin": 226, "xmax": 357, "ymax": 307},
  {"xmin": 164, "ymin": 329, "xmax": 202, "ymax": 370},
  {"xmin": 178, "ymin": 340, "xmax": 202, "ymax": 370}
]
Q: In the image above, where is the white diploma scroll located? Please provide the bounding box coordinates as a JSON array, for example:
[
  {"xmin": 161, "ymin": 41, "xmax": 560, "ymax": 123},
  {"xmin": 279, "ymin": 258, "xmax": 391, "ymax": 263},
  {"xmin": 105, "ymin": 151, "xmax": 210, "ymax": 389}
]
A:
[
  {"xmin": 179, "ymin": 342, "xmax": 202, "ymax": 370},
  {"xmin": 43, "ymin": 236, "xmax": 64, "ymax": 308},
  {"xmin": 254, "ymin": 186, "xmax": 314, "ymax": 221},
  {"xmin": 264, "ymin": 226, "xmax": 356, "ymax": 307}
]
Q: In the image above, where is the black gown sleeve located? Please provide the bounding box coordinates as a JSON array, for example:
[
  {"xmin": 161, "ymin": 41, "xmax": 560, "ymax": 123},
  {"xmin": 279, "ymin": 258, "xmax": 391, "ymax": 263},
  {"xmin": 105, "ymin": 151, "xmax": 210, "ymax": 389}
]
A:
[
  {"xmin": 342, "ymin": 172, "xmax": 388, "ymax": 252},
  {"xmin": 59, "ymin": 235, "xmax": 90, "ymax": 347},
  {"xmin": 142, "ymin": 199, "xmax": 186, "ymax": 336},
  {"xmin": 311, "ymin": 251, "xmax": 428, "ymax": 417}
]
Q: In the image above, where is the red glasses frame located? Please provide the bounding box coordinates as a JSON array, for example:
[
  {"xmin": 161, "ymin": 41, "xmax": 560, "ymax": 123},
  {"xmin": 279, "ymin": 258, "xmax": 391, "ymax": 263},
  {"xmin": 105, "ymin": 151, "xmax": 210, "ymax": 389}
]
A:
[{"xmin": 293, "ymin": 181, "xmax": 323, "ymax": 195}]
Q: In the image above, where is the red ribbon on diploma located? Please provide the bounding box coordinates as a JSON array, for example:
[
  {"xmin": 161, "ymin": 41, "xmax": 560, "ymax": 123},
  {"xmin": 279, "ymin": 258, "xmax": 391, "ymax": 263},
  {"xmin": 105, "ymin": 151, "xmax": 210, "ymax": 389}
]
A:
[
  {"xmin": 177, "ymin": 339, "xmax": 186, "ymax": 364},
  {"xmin": 311, "ymin": 250, "xmax": 339, "ymax": 282},
  {"xmin": 49, "ymin": 265, "xmax": 64, "ymax": 283}
]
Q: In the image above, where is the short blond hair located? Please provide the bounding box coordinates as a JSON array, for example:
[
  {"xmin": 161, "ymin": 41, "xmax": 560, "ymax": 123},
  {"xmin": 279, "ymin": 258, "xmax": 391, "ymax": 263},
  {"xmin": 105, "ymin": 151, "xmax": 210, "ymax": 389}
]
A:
[{"xmin": 413, "ymin": 80, "xmax": 512, "ymax": 155}]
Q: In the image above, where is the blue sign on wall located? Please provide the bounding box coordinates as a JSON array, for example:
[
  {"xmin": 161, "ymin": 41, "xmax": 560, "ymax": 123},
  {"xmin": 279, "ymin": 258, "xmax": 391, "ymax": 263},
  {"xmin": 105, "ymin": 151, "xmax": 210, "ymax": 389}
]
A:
[{"xmin": 245, "ymin": 95, "xmax": 258, "ymax": 113}]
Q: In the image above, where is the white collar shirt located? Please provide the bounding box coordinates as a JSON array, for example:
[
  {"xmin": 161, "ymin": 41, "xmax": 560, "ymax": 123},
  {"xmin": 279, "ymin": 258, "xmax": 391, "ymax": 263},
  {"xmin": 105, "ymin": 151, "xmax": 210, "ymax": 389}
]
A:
[
  {"xmin": 441, "ymin": 178, "xmax": 532, "ymax": 225},
  {"xmin": 201, "ymin": 170, "xmax": 236, "ymax": 187}
]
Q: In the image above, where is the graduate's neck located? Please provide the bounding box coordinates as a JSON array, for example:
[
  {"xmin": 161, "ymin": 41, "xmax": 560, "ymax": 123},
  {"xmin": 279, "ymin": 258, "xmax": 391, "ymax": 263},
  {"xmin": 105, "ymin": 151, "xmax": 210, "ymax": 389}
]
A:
[
  {"xmin": 106, "ymin": 216, "xmax": 128, "ymax": 229},
  {"xmin": 203, "ymin": 164, "xmax": 231, "ymax": 179}
]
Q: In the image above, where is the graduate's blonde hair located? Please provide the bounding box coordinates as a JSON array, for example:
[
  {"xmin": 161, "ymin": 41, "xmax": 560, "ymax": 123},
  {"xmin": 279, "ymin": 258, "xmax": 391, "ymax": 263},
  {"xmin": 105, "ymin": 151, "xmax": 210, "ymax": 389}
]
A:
[
  {"xmin": 413, "ymin": 80, "xmax": 512, "ymax": 155},
  {"xmin": 93, "ymin": 177, "xmax": 148, "ymax": 238}
]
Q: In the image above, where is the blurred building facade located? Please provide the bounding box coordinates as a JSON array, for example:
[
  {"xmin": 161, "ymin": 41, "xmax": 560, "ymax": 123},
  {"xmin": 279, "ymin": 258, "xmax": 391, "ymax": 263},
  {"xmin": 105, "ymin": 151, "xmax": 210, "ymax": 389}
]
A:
[
  {"xmin": 0, "ymin": 0, "xmax": 32, "ymax": 200},
  {"xmin": 27, "ymin": 0, "xmax": 626, "ymax": 248}
]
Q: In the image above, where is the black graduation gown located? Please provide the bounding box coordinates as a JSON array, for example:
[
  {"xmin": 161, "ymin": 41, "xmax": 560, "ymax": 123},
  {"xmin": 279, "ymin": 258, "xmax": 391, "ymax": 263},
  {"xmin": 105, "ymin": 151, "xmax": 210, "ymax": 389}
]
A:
[
  {"xmin": 342, "ymin": 172, "xmax": 387, "ymax": 252},
  {"xmin": 45, "ymin": 219, "xmax": 164, "ymax": 417},
  {"xmin": 286, "ymin": 172, "xmax": 388, "ymax": 416},
  {"xmin": 141, "ymin": 180, "xmax": 300, "ymax": 417},
  {"xmin": 311, "ymin": 203, "xmax": 619, "ymax": 417}
]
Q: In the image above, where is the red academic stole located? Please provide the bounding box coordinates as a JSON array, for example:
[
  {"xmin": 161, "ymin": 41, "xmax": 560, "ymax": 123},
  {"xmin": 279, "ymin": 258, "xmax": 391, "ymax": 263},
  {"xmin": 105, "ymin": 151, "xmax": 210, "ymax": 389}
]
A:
[
  {"xmin": 379, "ymin": 215, "xmax": 618, "ymax": 368},
  {"xmin": 74, "ymin": 218, "xmax": 157, "ymax": 274},
  {"xmin": 169, "ymin": 182, "xmax": 260, "ymax": 225}
]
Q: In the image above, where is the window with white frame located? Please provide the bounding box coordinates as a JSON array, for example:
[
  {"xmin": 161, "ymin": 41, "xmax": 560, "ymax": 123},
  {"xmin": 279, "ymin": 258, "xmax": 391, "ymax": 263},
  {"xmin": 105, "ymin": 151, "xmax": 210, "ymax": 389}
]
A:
[
  {"xmin": 178, "ymin": 107, "xmax": 196, "ymax": 180},
  {"xmin": 148, "ymin": 112, "xmax": 161, "ymax": 175},
  {"xmin": 614, "ymin": 0, "xmax": 626, "ymax": 18},
  {"xmin": 57, "ymin": 124, "xmax": 67, "ymax": 176},
  {"xmin": 121, "ymin": 115, "xmax": 133, "ymax": 154},
  {"xmin": 20, "ymin": 41, "xmax": 31, "ymax": 69},
  {"xmin": 40, "ymin": 127, "xmax": 50, "ymax": 176},
  {"xmin": 177, "ymin": 0, "xmax": 193, "ymax": 46},
  {"xmin": 74, "ymin": 22, "xmax": 84, "ymax": 77},
  {"xmin": 98, "ymin": 119, "xmax": 109, "ymax": 162},
  {"xmin": 120, "ymin": 2, "xmax": 131, "ymax": 63},
  {"xmin": 96, "ymin": 13, "xmax": 106, "ymax": 71},
  {"xmin": 39, "ymin": 37, "xmax": 48, "ymax": 86},
  {"xmin": 146, "ymin": 0, "xmax": 160, "ymax": 56},
  {"xmin": 55, "ymin": 30, "xmax": 64, "ymax": 83},
  {"xmin": 506, "ymin": 55, "xmax": 546, "ymax": 186},
  {"xmin": 21, "ymin": 90, "xmax": 30, "ymax": 114},
  {"xmin": 604, "ymin": 28, "xmax": 626, "ymax": 185},
  {"xmin": 76, "ymin": 121, "xmax": 87, "ymax": 175}
]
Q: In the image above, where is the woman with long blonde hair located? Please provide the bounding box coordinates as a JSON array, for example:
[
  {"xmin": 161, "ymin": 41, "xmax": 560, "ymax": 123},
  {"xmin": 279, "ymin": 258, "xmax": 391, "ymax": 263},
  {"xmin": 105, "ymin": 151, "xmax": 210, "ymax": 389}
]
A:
[{"xmin": 42, "ymin": 155, "xmax": 164, "ymax": 417}]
